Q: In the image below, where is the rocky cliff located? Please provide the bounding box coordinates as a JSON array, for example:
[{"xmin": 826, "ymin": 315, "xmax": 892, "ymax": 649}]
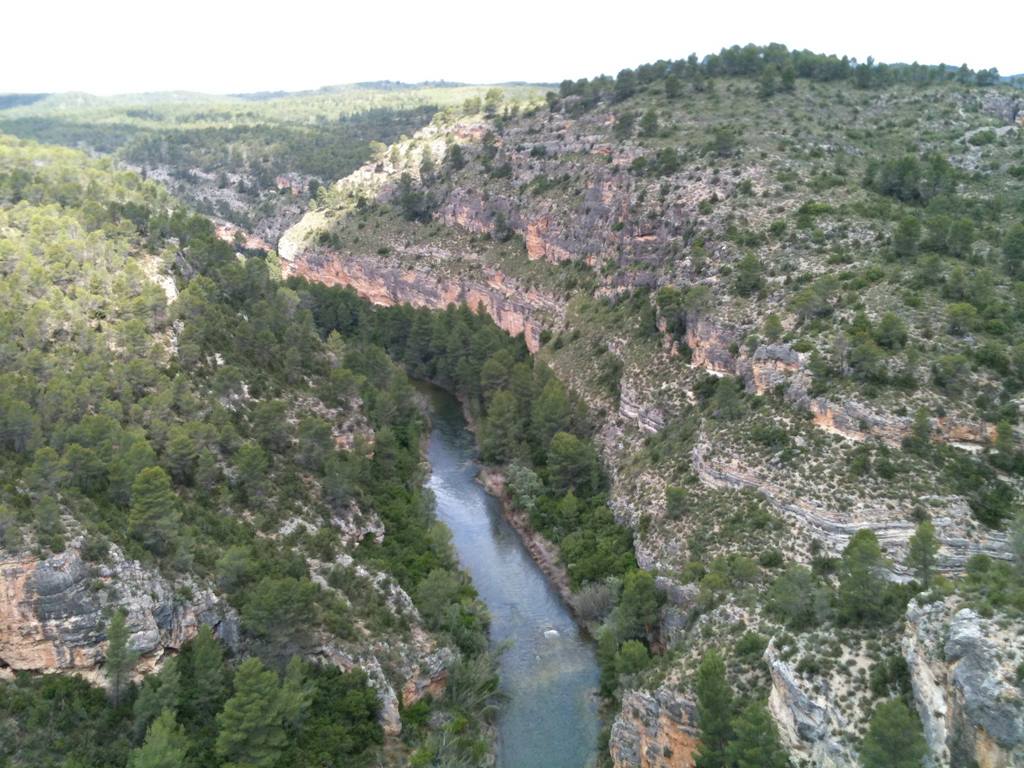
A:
[
  {"xmin": 763, "ymin": 641, "xmax": 858, "ymax": 767},
  {"xmin": 904, "ymin": 599, "xmax": 1024, "ymax": 768},
  {"xmin": 609, "ymin": 686, "xmax": 701, "ymax": 768},
  {"xmin": 278, "ymin": 238, "xmax": 563, "ymax": 353},
  {"xmin": 0, "ymin": 540, "xmax": 237, "ymax": 682}
]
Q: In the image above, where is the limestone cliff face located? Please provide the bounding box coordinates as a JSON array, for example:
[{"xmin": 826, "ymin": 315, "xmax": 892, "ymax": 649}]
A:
[
  {"xmin": 0, "ymin": 541, "xmax": 237, "ymax": 680},
  {"xmin": 763, "ymin": 642, "xmax": 857, "ymax": 768},
  {"xmin": 278, "ymin": 242, "xmax": 563, "ymax": 353},
  {"xmin": 609, "ymin": 686, "xmax": 700, "ymax": 768},
  {"xmin": 903, "ymin": 600, "xmax": 1024, "ymax": 768}
]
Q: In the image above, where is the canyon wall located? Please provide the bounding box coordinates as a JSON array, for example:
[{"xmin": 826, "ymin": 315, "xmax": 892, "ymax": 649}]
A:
[
  {"xmin": 609, "ymin": 686, "xmax": 701, "ymax": 768},
  {"xmin": 278, "ymin": 243, "xmax": 563, "ymax": 353},
  {"xmin": 904, "ymin": 599, "xmax": 1024, "ymax": 768}
]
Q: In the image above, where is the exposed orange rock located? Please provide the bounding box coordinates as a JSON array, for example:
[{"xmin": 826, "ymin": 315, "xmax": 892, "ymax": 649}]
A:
[
  {"xmin": 213, "ymin": 220, "xmax": 273, "ymax": 252},
  {"xmin": 401, "ymin": 667, "xmax": 448, "ymax": 707},
  {"xmin": 609, "ymin": 688, "xmax": 700, "ymax": 768},
  {"xmin": 282, "ymin": 249, "xmax": 560, "ymax": 353},
  {"xmin": 526, "ymin": 217, "xmax": 574, "ymax": 262}
]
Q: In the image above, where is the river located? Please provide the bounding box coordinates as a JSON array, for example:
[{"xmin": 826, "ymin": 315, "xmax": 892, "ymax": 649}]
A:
[{"xmin": 423, "ymin": 386, "xmax": 602, "ymax": 768}]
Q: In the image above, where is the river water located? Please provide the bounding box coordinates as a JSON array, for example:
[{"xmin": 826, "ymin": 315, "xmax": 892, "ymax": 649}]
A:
[{"xmin": 423, "ymin": 386, "xmax": 601, "ymax": 768}]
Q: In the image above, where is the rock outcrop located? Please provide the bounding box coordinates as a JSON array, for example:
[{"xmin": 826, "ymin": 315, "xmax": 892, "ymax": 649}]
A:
[
  {"xmin": 764, "ymin": 641, "xmax": 857, "ymax": 767},
  {"xmin": 903, "ymin": 599, "xmax": 1024, "ymax": 768},
  {"xmin": 692, "ymin": 440, "xmax": 1010, "ymax": 571},
  {"xmin": 278, "ymin": 243, "xmax": 563, "ymax": 353},
  {"xmin": 681, "ymin": 316, "xmax": 1000, "ymax": 450},
  {"xmin": 609, "ymin": 686, "xmax": 701, "ymax": 768},
  {"xmin": 0, "ymin": 542, "xmax": 237, "ymax": 680}
]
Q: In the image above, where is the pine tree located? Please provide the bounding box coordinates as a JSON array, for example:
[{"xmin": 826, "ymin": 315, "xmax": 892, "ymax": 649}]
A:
[
  {"xmin": 638, "ymin": 108, "xmax": 659, "ymax": 138},
  {"xmin": 838, "ymin": 529, "xmax": 886, "ymax": 624},
  {"xmin": 216, "ymin": 658, "xmax": 287, "ymax": 768},
  {"xmin": 694, "ymin": 649, "xmax": 733, "ymax": 768},
  {"xmin": 128, "ymin": 709, "xmax": 190, "ymax": 768},
  {"xmin": 619, "ymin": 569, "xmax": 663, "ymax": 639},
  {"xmin": 128, "ymin": 466, "xmax": 181, "ymax": 557},
  {"xmin": 278, "ymin": 656, "xmax": 314, "ymax": 731},
  {"xmin": 861, "ymin": 699, "xmax": 928, "ymax": 768},
  {"xmin": 726, "ymin": 702, "xmax": 789, "ymax": 768},
  {"xmin": 105, "ymin": 609, "xmax": 138, "ymax": 706},
  {"xmin": 530, "ymin": 379, "xmax": 571, "ymax": 448},
  {"xmin": 481, "ymin": 390, "xmax": 520, "ymax": 463},
  {"xmin": 189, "ymin": 625, "xmax": 228, "ymax": 723},
  {"xmin": 907, "ymin": 520, "xmax": 939, "ymax": 589},
  {"xmin": 133, "ymin": 656, "xmax": 181, "ymax": 740}
]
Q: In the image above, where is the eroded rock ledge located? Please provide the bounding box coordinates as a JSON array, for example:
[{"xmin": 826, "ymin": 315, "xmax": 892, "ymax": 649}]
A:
[
  {"xmin": 692, "ymin": 440, "xmax": 1011, "ymax": 572},
  {"xmin": 0, "ymin": 541, "xmax": 237, "ymax": 681},
  {"xmin": 279, "ymin": 244, "xmax": 562, "ymax": 353}
]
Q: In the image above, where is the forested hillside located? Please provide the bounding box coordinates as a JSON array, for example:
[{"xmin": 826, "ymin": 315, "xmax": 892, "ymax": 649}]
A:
[{"xmin": 0, "ymin": 135, "xmax": 530, "ymax": 766}]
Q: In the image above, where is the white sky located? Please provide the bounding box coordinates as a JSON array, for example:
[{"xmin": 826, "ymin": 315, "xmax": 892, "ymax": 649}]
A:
[{"xmin": 3, "ymin": 0, "xmax": 1021, "ymax": 95}]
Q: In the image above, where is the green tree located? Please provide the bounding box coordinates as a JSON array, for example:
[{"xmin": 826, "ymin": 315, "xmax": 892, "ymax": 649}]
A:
[
  {"xmin": 638, "ymin": 108, "xmax": 659, "ymax": 138},
  {"xmin": 1003, "ymin": 223, "xmax": 1024, "ymax": 276},
  {"xmin": 619, "ymin": 569, "xmax": 663, "ymax": 639},
  {"xmin": 444, "ymin": 143, "xmax": 466, "ymax": 172},
  {"xmin": 726, "ymin": 702, "xmax": 789, "ymax": 768},
  {"xmin": 506, "ymin": 463, "xmax": 543, "ymax": 513},
  {"xmin": 547, "ymin": 431, "xmax": 600, "ymax": 497},
  {"xmin": 860, "ymin": 699, "xmax": 928, "ymax": 768},
  {"xmin": 904, "ymin": 408, "xmax": 932, "ymax": 455},
  {"xmin": 241, "ymin": 577, "xmax": 318, "ymax": 661},
  {"xmin": 759, "ymin": 64, "xmax": 781, "ymax": 98},
  {"xmin": 133, "ymin": 656, "xmax": 181, "ymax": 740},
  {"xmin": 278, "ymin": 656, "xmax": 314, "ymax": 731},
  {"xmin": 128, "ymin": 467, "xmax": 181, "ymax": 557},
  {"xmin": 838, "ymin": 529, "xmax": 886, "ymax": 624},
  {"xmin": 763, "ymin": 314, "xmax": 784, "ymax": 342},
  {"xmin": 734, "ymin": 253, "xmax": 763, "ymax": 296},
  {"xmin": 694, "ymin": 649, "xmax": 734, "ymax": 768},
  {"xmin": 235, "ymin": 441, "xmax": 270, "ymax": 503},
  {"xmin": 164, "ymin": 426, "xmax": 197, "ymax": 485},
  {"xmin": 893, "ymin": 216, "xmax": 921, "ymax": 259},
  {"xmin": 252, "ymin": 400, "xmax": 291, "ymax": 453},
  {"xmin": 216, "ymin": 658, "xmax": 287, "ymax": 768},
  {"xmin": 768, "ymin": 565, "xmax": 831, "ymax": 630},
  {"xmin": 873, "ymin": 312, "xmax": 908, "ymax": 349},
  {"xmin": 129, "ymin": 709, "xmax": 190, "ymax": 768},
  {"xmin": 664, "ymin": 74, "xmax": 683, "ymax": 99},
  {"xmin": 615, "ymin": 640, "xmax": 651, "ymax": 676},
  {"xmin": 481, "ymin": 390, "xmax": 520, "ymax": 463},
  {"xmin": 780, "ymin": 63, "xmax": 797, "ymax": 92},
  {"xmin": 907, "ymin": 520, "xmax": 939, "ymax": 590},
  {"xmin": 530, "ymin": 379, "xmax": 571, "ymax": 448},
  {"xmin": 105, "ymin": 609, "xmax": 138, "ymax": 706},
  {"xmin": 710, "ymin": 377, "xmax": 744, "ymax": 420},
  {"xmin": 0, "ymin": 398, "xmax": 41, "ymax": 453},
  {"xmin": 188, "ymin": 625, "xmax": 228, "ymax": 724}
]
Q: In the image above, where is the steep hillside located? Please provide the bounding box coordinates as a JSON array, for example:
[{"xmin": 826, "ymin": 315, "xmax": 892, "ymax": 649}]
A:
[
  {"xmin": 0, "ymin": 135, "xmax": 511, "ymax": 767},
  {"xmin": 280, "ymin": 48, "xmax": 1024, "ymax": 767}
]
